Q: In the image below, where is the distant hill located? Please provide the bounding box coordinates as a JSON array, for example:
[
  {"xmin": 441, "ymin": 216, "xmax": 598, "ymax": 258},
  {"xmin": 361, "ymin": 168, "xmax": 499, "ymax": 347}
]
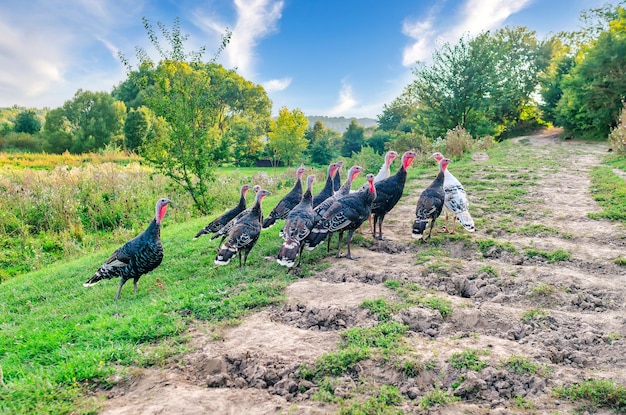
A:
[{"xmin": 307, "ymin": 115, "xmax": 377, "ymax": 133}]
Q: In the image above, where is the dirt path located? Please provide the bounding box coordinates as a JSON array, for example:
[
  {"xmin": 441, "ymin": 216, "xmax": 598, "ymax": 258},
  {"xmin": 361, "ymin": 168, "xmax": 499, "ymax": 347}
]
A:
[{"xmin": 98, "ymin": 129, "xmax": 626, "ymax": 414}]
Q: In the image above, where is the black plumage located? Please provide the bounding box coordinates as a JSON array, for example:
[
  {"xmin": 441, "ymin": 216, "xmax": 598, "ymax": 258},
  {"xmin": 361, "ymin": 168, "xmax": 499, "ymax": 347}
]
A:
[
  {"xmin": 194, "ymin": 184, "xmax": 251, "ymax": 239},
  {"xmin": 332, "ymin": 160, "xmax": 344, "ymax": 192},
  {"xmin": 312, "ymin": 162, "xmax": 339, "ymax": 208},
  {"xmin": 276, "ymin": 175, "xmax": 316, "ymax": 268},
  {"xmin": 211, "ymin": 185, "xmax": 261, "ymax": 245},
  {"xmin": 83, "ymin": 198, "xmax": 172, "ymax": 300},
  {"xmin": 262, "ymin": 166, "xmax": 306, "ymax": 229},
  {"xmin": 215, "ymin": 189, "xmax": 270, "ymax": 267},
  {"xmin": 412, "ymin": 158, "xmax": 449, "ymax": 241},
  {"xmin": 314, "ymin": 165, "xmax": 363, "ymax": 219},
  {"xmin": 305, "ymin": 174, "xmax": 376, "ymax": 260},
  {"xmin": 370, "ymin": 150, "xmax": 417, "ymax": 240}
]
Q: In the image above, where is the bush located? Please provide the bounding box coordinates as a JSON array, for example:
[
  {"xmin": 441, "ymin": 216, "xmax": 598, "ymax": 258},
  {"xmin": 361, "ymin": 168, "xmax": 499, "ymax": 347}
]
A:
[
  {"xmin": 608, "ymin": 103, "xmax": 626, "ymax": 154},
  {"xmin": 444, "ymin": 126, "xmax": 474, "ymax": 158}
]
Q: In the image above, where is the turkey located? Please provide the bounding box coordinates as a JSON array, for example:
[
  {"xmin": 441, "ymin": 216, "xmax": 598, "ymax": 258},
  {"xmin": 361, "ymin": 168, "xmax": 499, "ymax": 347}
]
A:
[
  {"xmin": 83, "ymin": 198, "xmax": 172, "ymax": 300},
  {"xmin": 361, "ymin": 150, "xmax": 398, "ymax": 233},
  {"xmin": 194, "ymin": 184, "xmax": 251, "ymax": 239},
  {"xmin": 262, "ymin": 166, "xmax": 307, "ymax": 229},
  {"xmin": 333, "ymin": 160, "xmax": 344, "ymax": 192},
  {"xmin": 431, "ymin": 152, "xmax": 475, "ymax": 234},
  {"xmin": 312, "ymin": 162, "xmax": 339, "ymax": 208},
  {"xmin": 370, "ymin": 150, "xmax": 416, "ymax": 240},
  {"xmin": 276, "ymin": 175, "xmax": 316, "ymax": 268},
  {"xmin": 305, "ymin": 174, "xmax": 376, "ymax": 260},
  {"xmin": 211, "ymin": 185, "xmax": 261, "ymax": 245},
  {"xmin": 313, "ymin": 165, "xmax": 364, "ymax": 252},
  {"xmin": 412, "ymin": 158, "xmax": 449, "ymax": 241},
  {"xmin": 215, "ymin": 189, "xmax": 270, "ymax": 267},
  {"xmin": 314, "ymin": 165, "xmax": 364, "ymax": 219}
]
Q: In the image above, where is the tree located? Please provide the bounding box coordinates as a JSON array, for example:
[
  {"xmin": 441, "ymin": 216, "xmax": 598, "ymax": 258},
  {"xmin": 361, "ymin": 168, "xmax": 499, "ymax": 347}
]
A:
[
  {"xmin": 267, "ymin": 107, "xmax": 309, "ymax": 166},
  {"xmin": 367, "ymin": 129, "xmax": 392, "ymax": 154},
  {"xmin": 14, "ymin": 110, "xmax": 42, "ymax": 134},
  {"xmin": 341, "ymin": 119, "xmax": 365, "ymax": 157},
  {"xmin": 377, "ymin": 94, "xmax": 416, "ymax": 132},
  {"xmin": 120, "ymin": 17, "xmax": 271, "ymax": 213},
  {"xmin": 226, "ymin": 116, "xmax": 265, "ymax": 166},
  {"xmin": 40, "ymin": 90, "xmax": 124, "ymax": 153},
  {"xmin": 552, "ymin": 5, "xmax": 626, "ymax": 139},
  {"xmin": 124, "ymin": 107, "xmax": 151, "ymax": 151},
  {"xmin": 306, "ymin": 120, "xmax": 340, "ymax": 165}
]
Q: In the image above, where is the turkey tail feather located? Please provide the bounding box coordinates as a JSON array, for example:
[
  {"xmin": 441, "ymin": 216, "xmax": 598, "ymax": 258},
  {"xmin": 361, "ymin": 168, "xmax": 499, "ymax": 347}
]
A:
[
  {"xmin": 304, "ymin": 226, "xmax": 328, "ymax": 251},
  {"xmin": 262, "ymin": 216, "xmax": 276, "ymax": 229},
  {"xmin": 83, "ymin": 268, "xmax": 112, "ymax": 287},
  {"xmin": 194, "ymin": 228, "xmax": 209, "ymax": 239},
  {"xmin": 215, "ymin": 246, "xmax": 237, "ymax": 265},
  {"xmin": 411, "ymin": 219, "xmax": 428, "ymax": 239},
  {"xmin": 277, "ymin": 239, "xmax": 300, "ymax": 267},
  {"xmin": 456, "ymin": 211, "xmax": 475, "ymax": 232}
]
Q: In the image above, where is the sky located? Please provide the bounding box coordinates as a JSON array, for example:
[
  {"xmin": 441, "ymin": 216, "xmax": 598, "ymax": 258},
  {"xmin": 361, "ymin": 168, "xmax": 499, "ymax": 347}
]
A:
[{"xmin": 0, "ymin": 0, "xmax": 618, "ymax": 119}]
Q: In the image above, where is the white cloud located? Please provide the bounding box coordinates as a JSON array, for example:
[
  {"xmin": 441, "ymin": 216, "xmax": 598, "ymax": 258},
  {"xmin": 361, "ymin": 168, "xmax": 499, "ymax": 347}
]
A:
[
  {"xmin": 263, "ymin": 77, "xmax": 291, "ymax": 92},
  {"xmin": 327, "ymin": 81, "xmax": 357, "ymax": 116},
  {"xmin": 226, "ymin": 0, "xmax": 284, "ymax": 77},
  {"xmin": 402, "ymin": 0, "xmax": 533, "ymax": 67}
]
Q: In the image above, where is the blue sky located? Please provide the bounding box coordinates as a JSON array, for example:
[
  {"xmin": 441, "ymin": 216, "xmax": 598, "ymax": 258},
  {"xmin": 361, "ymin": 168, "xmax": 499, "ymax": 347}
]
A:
[{"xmin": 0, "ymin": 0, "xmax": 617, "ymax": 119}]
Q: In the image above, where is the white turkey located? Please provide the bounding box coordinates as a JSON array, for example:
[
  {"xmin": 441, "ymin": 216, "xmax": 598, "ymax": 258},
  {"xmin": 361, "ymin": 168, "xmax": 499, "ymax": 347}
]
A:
[
  {"xmin": 83, "ymin": 198, "xmax": 172, "ymax": 300},
  {"xmin": 431, "ymin": 152, "xmax": 475, "ymax": 234}
]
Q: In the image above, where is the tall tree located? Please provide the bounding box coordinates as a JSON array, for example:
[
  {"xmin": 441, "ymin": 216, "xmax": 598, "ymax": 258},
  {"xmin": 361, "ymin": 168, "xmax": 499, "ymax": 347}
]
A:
[
  {"xmin": 13, "ymin": 110, "xmax": 42, "ymax": 134},
  {"xmin": 124, "ymin": 107, "xmax": 151, "ymax": 151},
  {"xmin": 267, "ymin": 107, "xmax": 309, "ymax": 166},
  {"xmin": 120, "ymin": 17, "xmax": 271, "ymax": 213},
  {"xmin": 341, "ymin": 119, "xmax": 365, "ymax": 157}
]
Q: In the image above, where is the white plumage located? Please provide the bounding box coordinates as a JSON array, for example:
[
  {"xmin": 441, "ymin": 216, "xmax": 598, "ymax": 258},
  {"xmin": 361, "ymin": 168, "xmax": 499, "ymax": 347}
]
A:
[{"xmin": 431, "ymin": 152, "xmax": 475, "ymax": 234}]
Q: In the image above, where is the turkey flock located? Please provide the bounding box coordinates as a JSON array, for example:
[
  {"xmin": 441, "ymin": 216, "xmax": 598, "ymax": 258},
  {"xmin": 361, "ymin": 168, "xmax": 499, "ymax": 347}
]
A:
[{"xmin": 83, "ymin": 151, "xmax": 475, "ymax": 299}]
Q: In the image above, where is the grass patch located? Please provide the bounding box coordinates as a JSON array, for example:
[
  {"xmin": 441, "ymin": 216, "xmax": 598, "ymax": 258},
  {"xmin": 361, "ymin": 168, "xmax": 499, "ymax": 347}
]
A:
[
  {"xmin": 521, "ymin": 308, "xmax": 550, "ymax": 322},
  {"xmin": 361, "ymin": 298, "xmax": 395, "ymax": 322},
  {"xmin": 553, "ymin": 379, "xmax": 626, "ymax": 413},
  {"xmin": 0, "ymin": 217, "xmax": 296, "ymax": 414},
  {"xmin": 448, "ymin": 349, "xmax": 488, "ymax": 371},
  {"xmin": 339, "ymin": 385, "xmax": 403, "ymax": 415},
  {"xmin": 419, "ymin": 387, "xmax": 461, "ymax": 409},
  {"xmin": 476, "ymin": 238, "xmax": 517, "ymax": 255},
  {"xmin": 588, "ymin": 166, "xmax": 626, "ymax": 224},
  {"xmin": 503, "ymin": 355, "xmax": 551, "ymax": 376},
  {"xmin": 614, "ymin": 257, "xmax": 626, "ymax": 266},
  {"xmin": 525, "ymin": 248, "xmax": 571, "ymax": 262}
]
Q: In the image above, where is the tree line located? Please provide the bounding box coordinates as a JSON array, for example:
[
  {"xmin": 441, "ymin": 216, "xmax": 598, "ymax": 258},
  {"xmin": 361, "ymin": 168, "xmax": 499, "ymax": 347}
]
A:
[{"xmin": 0, "ymin": 4, "xmax": 624, "ymax": 212}]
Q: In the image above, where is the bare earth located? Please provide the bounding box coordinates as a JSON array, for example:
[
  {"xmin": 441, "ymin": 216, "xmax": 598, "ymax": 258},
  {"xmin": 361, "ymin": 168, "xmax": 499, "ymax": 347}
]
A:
[{"xmin": 97, "ymin": 129, "xmax": 626, "ymax": 414}]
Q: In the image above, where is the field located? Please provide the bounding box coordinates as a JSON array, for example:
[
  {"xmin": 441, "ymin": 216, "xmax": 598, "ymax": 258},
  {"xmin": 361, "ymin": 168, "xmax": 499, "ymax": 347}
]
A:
[{"xmin": 2, "ymin": 128, "xmax": 626, "ymax": 414}]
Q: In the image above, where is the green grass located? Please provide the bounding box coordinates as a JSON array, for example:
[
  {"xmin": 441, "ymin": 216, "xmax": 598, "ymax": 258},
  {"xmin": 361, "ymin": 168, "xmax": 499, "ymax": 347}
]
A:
[
  {"xmin": 553, "ymin": 379, "xmax": 626, "ymax": 412},
  {"xmin": 521, "ymin": 308, "xmax": 550, "ymax": 322},
  {"xmin": 339, "ymin": 385, "xmax": 404, "ymax": 415},
  {"xmin": 502, "ymin": 355, "xmax": 551, "ymax": 376},
  {"xmin": 448, "ymin": 349, "xmax": 488, "ymax": 371},
  {"xmin": 419, "ymin": 387, "xmax": 461, "ymax": 409},
  {"xmin": 0, "ymin": 216, "xmax": 297, "ymax": 414},
  {"xmin": 588, "ymin": 166, "xmax": 626, "ymax": 224},
  {"xmin": 525, "ymin": 247, "xmax": 571, "ymax": 262}
]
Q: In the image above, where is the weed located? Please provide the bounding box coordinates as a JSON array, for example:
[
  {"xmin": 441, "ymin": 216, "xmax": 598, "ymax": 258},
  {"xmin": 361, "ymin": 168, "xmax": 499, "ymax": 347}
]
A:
[
  {"xmin": 503, "ymin": 355, "xmax": 551, "ymax": 376},
  {"xmin": 419, "ymin": 387, "xmax": 461, "ymax": 409},
  {"xmin": 513, "ymin": 394, "xmax": 535, "ymax": 410},
  {"xmin": 553, "ymin": 379, "xmax": 626, "ymax": 412},
  {"xmin": 588, "ymin": 166, "xmax": 626, "ymax": 224},
  {"xmin": 420, "ymin": 296, "xmax": 453, "ymax": 318},
  {"xmin": 476, "ymin": 265, "xmax": 499, "ymax": 278},
  {"xmin": 614, "ymin": 257, "xmax": 626, "ymax": 266},
  {"xmin": 361, "ymin": 298, "xmax": 394, "ymax": 322},
  {"xmin": 530, "ymin": 283, "xmax": 557, "ymax": 296},
  {"xmin": 339, "ymin": 384, "xmax": 403, "ymax": 415},
  {"xmin": 521, "ymin": 308, "xmax": 550, "ymax": 322},
  {"xmin": 449, "ymin": 349, "xmax": 488, "ymax": 371},
  {"xmin": 525, "ymin": 248, "xmax": 571, "ymax": 262}
]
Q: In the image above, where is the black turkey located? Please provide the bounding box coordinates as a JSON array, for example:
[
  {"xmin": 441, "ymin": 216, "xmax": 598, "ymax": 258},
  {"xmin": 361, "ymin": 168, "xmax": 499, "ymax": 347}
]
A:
[
  {"xmin": 215, "ymin": 189, "xmax": 270, "ymax": 267},
  {"xmin": 312, "ymin": 162, "xmax": 339, "ymax": 208},
  {"xmin": 262, "ymin": 166, "xmax": 306, "ymax": 229},
  {"xmin": 211, "ymin": 185, "xmax": 261, "ymax": 245},
  {"xmin": 412, "ymin": 158, "xmax": 449, "ymax": 241},
  {"xmin": 305, "ymin": 174, "xmax": 376, "ymax": 260},
  {"xmin": 276, "ymin": 175, "xmax": 316, "ymax": 268},
  {"xmin": 362, "ymin": 150, "xmax": 397, "ymax": 233},
  {"xmin": 333, "ymin": 160, "xmax": 344, "ymax": 192},
  {"xmin": 83, "ymin": 198, "xmax": 172, "ymax": 300},
  {"xmin": 194, "ymin": 184, "xmax": 251, "ymax": 239},
  {"xmin": 370, "ymin": 150, "xmax": 416, "ymax": 240}
]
